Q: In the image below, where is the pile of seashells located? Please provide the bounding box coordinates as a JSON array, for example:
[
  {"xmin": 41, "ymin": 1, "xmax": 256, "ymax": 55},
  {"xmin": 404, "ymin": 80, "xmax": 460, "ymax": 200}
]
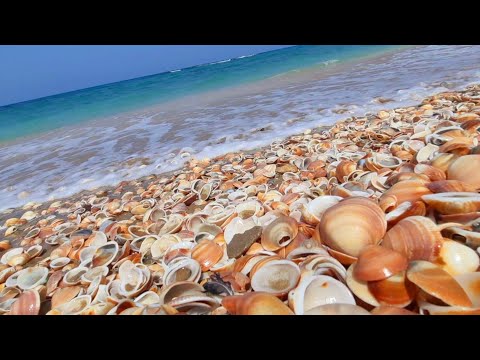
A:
[{"xmin": 1, "ymin": 85, "xmax": 480, "ymax": 315}]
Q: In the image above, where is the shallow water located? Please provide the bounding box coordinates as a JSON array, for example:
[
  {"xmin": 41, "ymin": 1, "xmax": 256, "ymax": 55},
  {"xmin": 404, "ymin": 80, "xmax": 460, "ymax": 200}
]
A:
[{"xmin": 1, "ymin": 45, "xmax": 480, "ymax": 210}]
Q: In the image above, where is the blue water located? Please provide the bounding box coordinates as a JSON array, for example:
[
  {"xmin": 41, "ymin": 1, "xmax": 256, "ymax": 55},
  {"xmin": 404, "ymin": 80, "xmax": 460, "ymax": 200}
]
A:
[{"xmin": 0, "ymin": 45, "xmax": 399, "ymax": 142}]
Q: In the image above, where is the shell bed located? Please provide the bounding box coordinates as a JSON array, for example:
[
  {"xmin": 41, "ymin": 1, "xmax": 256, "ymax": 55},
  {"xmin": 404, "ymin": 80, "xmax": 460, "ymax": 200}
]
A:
[{"xmin": 1, "ymin": 85, "xmax": 480, "ymax": 315}]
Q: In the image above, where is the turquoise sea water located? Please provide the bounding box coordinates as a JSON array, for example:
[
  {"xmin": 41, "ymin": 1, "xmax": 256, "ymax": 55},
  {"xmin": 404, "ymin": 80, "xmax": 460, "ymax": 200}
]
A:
[{"xmin": 0, "ymin": 45, "xmax": 399, "ymax": 142}]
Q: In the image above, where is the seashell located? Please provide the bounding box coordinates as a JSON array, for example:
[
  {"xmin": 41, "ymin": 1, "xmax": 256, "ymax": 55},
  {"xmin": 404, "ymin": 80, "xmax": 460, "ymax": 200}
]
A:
[
  {"xmin": 63, "ymin": 267, "xmax": 88, "ymax": 286},
  {"xmin": 335, "ymin": 160, "xmax": 357, "ymax": 183},
  {"xmin": 4, "ymin": 217, "xmax": 27, "ymax": 227},
  {"xmin": 50, "ymin": 243, "xmax": 72, "ymax": 260},
  {"xmin": 447, "ymin": 155, "xmax": 480, "ymax": 188},
  {"xmin": 0, "ymin": 267, "xmax": 16, "ymax": 284},
  {"xmin": 345, "ymin": 263, "xmax": 380, "ymax": 306},
  {"xmin": 414, "ymin": 164, "xmax": 446, "ymax": 182},
  {"xmin": 24, "ymin": 227, "xmax": 40, "ymax": 240},
  {"xmin": 406, "ymin": 260, "xmax": 472, "ymax": 307},
  {"xmin": 151, "ymin": 234, "xmax": 181, "ymax": 259},
  {"xmin": 385, "ymin": 201, "xmax": 427, "ymax": 227},
  {"xmin": 0, "ymin": 240, "xmax": 11, "ymax": 251},
  {"xmin": 224, "ymin": 216, "xmax": 259, "ymax": 245},
  {"xmin": 55, "ymin": 295, "xmax": 91, "ymax": 315},
  {"xmin": 51, "ymin": 285, "xmax": 82, "ymax": 308},
  {"xmin": 81, "ymin": 266, "xmax": 109, "ymax": 283},
  {"xmin": 370, "ymin": 306, "xmax": 418, "ymax": 315},
  {"xmin": 353, "ymin": 245, "xmax": 408, "ymax": 282},
  {"xmin": 7, "ymin": 253, "xmax": 31, "ymax": 267},
  {"xmin": 191, "ymin": 240, "xmax": 224, "ymax": 271},
  {"xmin": 430, "ymin": 152, "xmax": 458, "ymax": 172},
  {"xmin": 299, "ymin": 196, "xmax": 342, "ymax": 226},
  {"xmin": 288, "ymin": 274, "xmax": 355, "ymax": 315},
  {"xmin": 319, "ymin": 197, "xmax": 386, "ymax": 257},
  {"xmin": 81, "ymin": 302, "xmax": 115, "ymax": 315},
  {"xmin": 415, "ymin": 143, "xmax": 439, "ymax": 163},
  {"xmin": 158, "ymin": 281, "xmax": 204, "ymax": 304},
  {"xmin": 163, "ymin": 257, "xmax": 201, "ymax": 286},
  {"xmin": 235, "ymin": 200, "xmax": 264, "ymax": 219},
  {"xmin": 222, "ymin": 292, "xmax": 294, "ymax": 315},
  {"xmin": 91, "ymin": 241, "xmax": 119, "ymax": 267},
  {"xmin": 1, "ymin": 247, "xmax": 24, "ymax": 265},
  {"xmin": 304, "ymin": 303, "xmax": 371, "ymax": 315},
  {"xmin": 261, "ymin": 215, "xmax": 298, "ymax": 251},
  {"xmin": 9, "ymin": 290, "xmax": 40, "ymax": 315},
  {"xmin": 46, "ymin": 270, "xmax": 64, "ymax": 295},
  {"xmin": 250, "ymin": 258, "xmax": 300, "ymax": 295},
  {"xmin": 367, "ymin": 271, "xmax": 417, "ymax": 307},
  {"xmin": 25, "ymin": 244, "xmax": 42, "ymax": 259},
  {"xmin": 454, "ymin": 273, "xmax": 480, "ymax": 308},
  {"xmin": 379, "ymin": 180, "xmax": 432, "ymax": 212},
  {"xmin": 134, "ymin": 291, "xmax": 160, "ymax": 306},
  {"xmin": 382, "ymin": 216, "xmax": 445, "ymax": 261},
  {"xmin": 422, "ymin": 192, "xmax": 480, "ymax": 215},
  {"xmin": 16, "ymin": 267, "xmax": 49, "ymax": 290},
  {"xmin": 49, "ymin": 257, "xmax": 71, "ymax": 270},
  {"xmin": 436, "ymin": 239, "xmax": 479, "ymax": 276},
  {"xmin": 86, "ymin": 231, "xmax": 108, "ymax": 247},
  {"xmin": 426, "ymin": 179, "xmax": 478, "ymax": 194}
]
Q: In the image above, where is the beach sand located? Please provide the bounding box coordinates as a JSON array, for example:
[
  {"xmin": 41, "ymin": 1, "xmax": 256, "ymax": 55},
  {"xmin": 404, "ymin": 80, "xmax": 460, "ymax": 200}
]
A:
[{"xmin": 1, "ymin": 83, "xmax": 480, "ymax": 315}]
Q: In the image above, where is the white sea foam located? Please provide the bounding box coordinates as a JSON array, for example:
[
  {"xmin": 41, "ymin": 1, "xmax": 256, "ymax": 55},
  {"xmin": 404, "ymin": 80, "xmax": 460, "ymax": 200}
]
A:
[{"xmin": 1, "ymin": 45, "xmax": 480, "ymax": 211}]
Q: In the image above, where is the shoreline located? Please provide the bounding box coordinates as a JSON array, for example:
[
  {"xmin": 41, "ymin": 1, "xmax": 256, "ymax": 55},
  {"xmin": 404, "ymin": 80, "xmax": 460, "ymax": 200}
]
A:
[
  {"xmin": 1, "ymin": 82, "xmax": 480, "ymax": 315},
  {"xmin": 0, "ymin": 80, "xmax": 474, "ymax": 220},
  {"xmin": 0, "ymin": 45, "xmax": 415, "ymax": 148}
]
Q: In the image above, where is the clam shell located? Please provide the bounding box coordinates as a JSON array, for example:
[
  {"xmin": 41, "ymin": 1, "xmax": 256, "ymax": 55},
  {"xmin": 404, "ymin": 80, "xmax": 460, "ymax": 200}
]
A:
[
  {"xmin": 16, "ymin": 266, "xmax": 49, "ymax": 290},
  {"xmin": 353, "ymin": 245, "xmax": 408, "ymax": 282},
  {"xmin": 406, "ymin": 260, "xmax": 472, "ymax": 307},
  {"xmin": 222, "ymin": 292, "xmax": 294, "ymax": 315},
  {"xmin": 319, "ymin": 197, "xmax": 386, "ymax": 257},
  {"xmin": 1, "ymin": 248, "xmax": 24, "ymax": 265},
  {"xmin": 51, "ymin": 285, "xmax": 82, "ymax": 308},
  {"xmin": 436, "ymin": 239, "xmax": 479, "ymax": 276},
  {"xmin": 304, "ymin": 303, "xmax": 371, "ymax": 315},
  {"xmin": 382, "ymin": 216, "xmax": 443, "ymax": 261},
  {"xmin": 55, "ymin": 295, "xmax": 91, "ymax": 315},
  {"xmin": 163, "ymin": 258, "xmax": 201, "ymax": 286},
  {"xmin": 63, "ymin": 267, "xmax": 89, "ymax": 285},
  {"xmin": 250, "ymin": 258, "xmax": 300, "ymax": 295},
  {"xmin": 9, "ymin": 290, "xmax": 40, "ymax": 315},
  {"xmin": 447, "ymin": 155, "xmax": 480, "ymax": 188},
  {"xmin": 91, "ymin": 241, "xmax": 119, "ymax": 267},
  {"xmin": 345, "ymin": 263, "xmax": 380, "ymax": 307},
  {"xmin": 422, "ymin": 192, "xmax": 480, "ymax": 215},
  {"xmin": 367, "ymin": 271, "xmax": 417, "ymax": 307},
  {"xmin": 288, "ymin": 274, "xmax": 355, "ymax": 315},
  {"xmin": 191, "ymin": 240, "xmax": 224, "ymax": 271},
  {"xmin": 50, "ymin": 257, "xmax": 71, "ymax": 269}
]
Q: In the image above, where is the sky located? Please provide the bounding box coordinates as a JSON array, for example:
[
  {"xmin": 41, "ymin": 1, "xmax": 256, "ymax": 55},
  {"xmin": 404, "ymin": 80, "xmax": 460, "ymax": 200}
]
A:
[{"xmin": 0, "ymin": 45, "xmax": 291, "ymax": 107}]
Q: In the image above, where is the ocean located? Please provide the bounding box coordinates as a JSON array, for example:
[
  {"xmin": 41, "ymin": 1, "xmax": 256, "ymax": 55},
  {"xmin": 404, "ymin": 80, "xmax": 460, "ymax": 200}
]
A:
[{"xmin": 1, "ymin": 45, "xmax": 480, "ymax": 210}]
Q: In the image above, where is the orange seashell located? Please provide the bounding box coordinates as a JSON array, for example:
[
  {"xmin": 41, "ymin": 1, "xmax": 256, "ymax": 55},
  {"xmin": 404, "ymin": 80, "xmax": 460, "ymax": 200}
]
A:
[
  {"xmin": 0, "ymin": 240, "xmax": 11, "ymax": 251},
  {"xmin": 326, "ymin": 247, "xmax": 358, "ymax": 265},
  {"xmin": 422, "ymin": 192, "xmax": 480, "ymax": 215},
  {"xmin": 220, "ymin": 271, "xmax": 250, "ymax": 292},
  {"xmin": 370, "ymin": 306, "xmax": 418, "ymax": 315},
  {"xmin": 385, "ymin": 172, "xmax": 428, "ymax": 187},
  {"xmin": 9, "ymin": 290, "xmax": 40, "ymax": 315},
  {"xmin": 379, "ymin": 180, "xmax": 432, "ymax": 213},
  {"xmin": 222, "ymin": 292, "xmax": 294, "ymax": 315},
  {"xmin": 368, "ymin": 271, "xmax": 417, "ymax": 307},
  {"xmin": 438, "ymin": 212, "xmax": 480, "ymax": 224},
  {"xmin": 447, "ymin": 155, "xmax": 480, "ymax": 188},
  {"xmin": 414, "ymin": 164, "xmax": 446, "ymax": 182},
  {"xmin": 50, "ymin": 243, "xmax": 72, "ymax": 260},
  {"xmin": 382, "ymin": 216, "xmax": 443, "ymax": 261},
  {"xmin": 245, "ymin": 242, "xmax": 265, "ymax": 255},
  {"xmin": 51, "ymin": 285, "xmax": 82, "ymax": 309},
  {"xmin": 191, "ymin": 239, "xmax": 224, "ymax": 271},
  {"xmin": 335, "ymin": 160, "xmax": 357, "ymax": 183},
  {"xmin": 385, "ymin": 201, "xmax": 427, "ymax": 227},
  {"xmin": 261, "ymin": 215, "xmax": 298, "ymax": 252},
  {"xmin": 319, "ymin": 197, "xmax": 386, "ymax": 258},
  {"xmin": 439, "ymin": 137, "xmax": 475, "ymax": 155},
  {"xmin": 353, "ymin": 245, "xmax": 408, "ymax": 282},
  {"xmin": 426, "ymin": 179, "xmax": 478, "ymax": 193},
  {"xmin": 46, "ymin": 270, "xmax": 64, "ymax": 295},
  {"xmin": 430, "ymin": 153, "xmax": 459, "ymax": 173},
  {"xmin": 460, "ymin": 119, "xmax": 480, "ymax": 134},
  {"xmin": 406, "ymin": 260, "xmax": 472, "ymax": 308}
]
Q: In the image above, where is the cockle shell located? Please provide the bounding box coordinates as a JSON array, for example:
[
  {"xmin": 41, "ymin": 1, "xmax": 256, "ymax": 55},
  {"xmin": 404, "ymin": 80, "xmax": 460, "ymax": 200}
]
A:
[
  {"xmin": 318, "ymin": 197, "xmax": 386, "ymax": 257},
  {"xmin": 222, "ymin": 292, "xmax": 294, "ymax": 315}
]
